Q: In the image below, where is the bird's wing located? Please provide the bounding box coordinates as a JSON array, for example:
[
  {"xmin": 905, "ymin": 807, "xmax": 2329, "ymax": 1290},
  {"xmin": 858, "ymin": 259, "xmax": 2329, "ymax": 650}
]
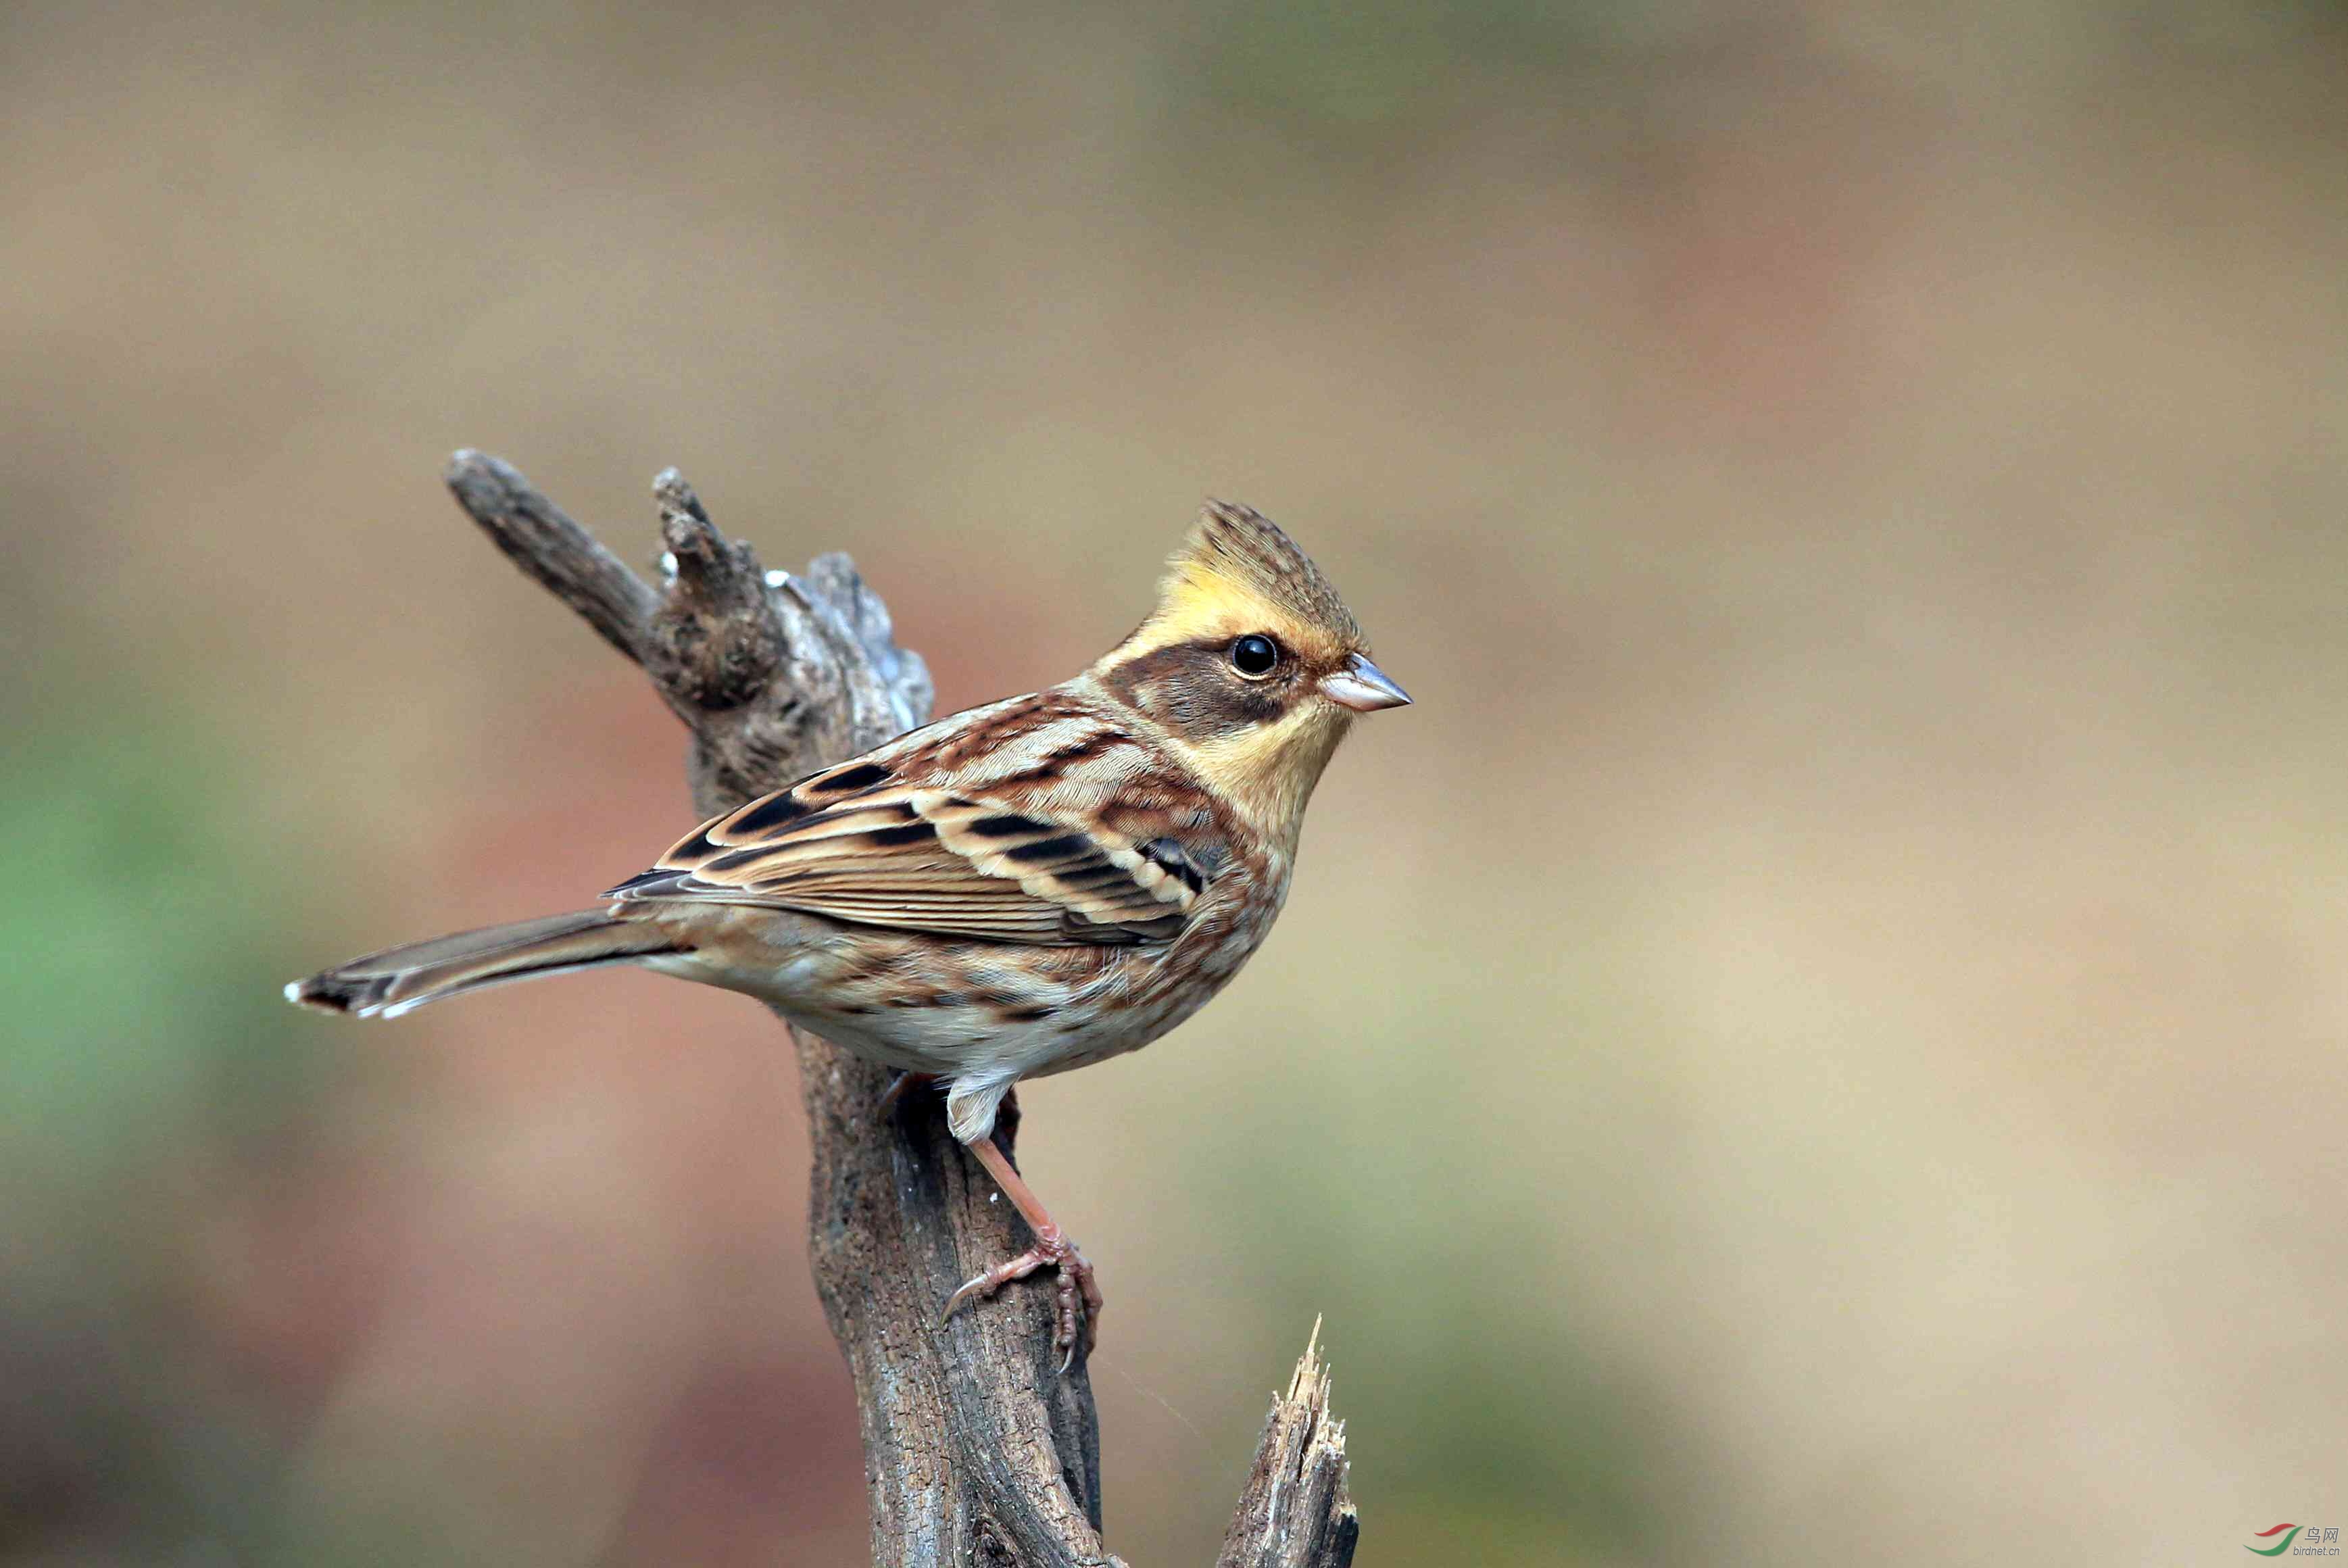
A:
[{"xmin": 605, "ymin": 750, "xmax": 1210, "ymax": 947}]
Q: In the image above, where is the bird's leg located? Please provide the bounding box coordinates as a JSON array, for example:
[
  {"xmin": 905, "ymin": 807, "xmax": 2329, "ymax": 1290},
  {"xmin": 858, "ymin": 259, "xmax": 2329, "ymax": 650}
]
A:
[
  {"xmin": 875, "ymin": 1070, "xmax": 937, "ymax": 1121},
  {"xmin": 941, "ymin": 1134, "xmax": 1103, "ymax": 1371}
]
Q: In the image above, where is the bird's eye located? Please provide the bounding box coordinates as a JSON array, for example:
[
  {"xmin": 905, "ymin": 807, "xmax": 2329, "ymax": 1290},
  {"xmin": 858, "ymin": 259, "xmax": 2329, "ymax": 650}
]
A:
[{"xmin": 1228, "ymin": 634, "xmax": 1280, "ymax": 677}]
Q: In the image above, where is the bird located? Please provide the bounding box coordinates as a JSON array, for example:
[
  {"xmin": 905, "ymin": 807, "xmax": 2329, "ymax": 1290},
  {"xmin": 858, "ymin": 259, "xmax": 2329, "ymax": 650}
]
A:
[{"xmin": 288, "ymin": 500, "xmax": 1411, "ymax": 1363}]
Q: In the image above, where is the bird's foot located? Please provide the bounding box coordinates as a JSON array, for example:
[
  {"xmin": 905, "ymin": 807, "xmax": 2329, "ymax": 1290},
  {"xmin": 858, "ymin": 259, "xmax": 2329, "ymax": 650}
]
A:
[
  {"xmin": 941, "ymin": 1226, "xmax": 1102, "ymax": 1373},
  {"xmin": 875, "ymin": 1070, "xmax": 937, "ymax": 1122}
]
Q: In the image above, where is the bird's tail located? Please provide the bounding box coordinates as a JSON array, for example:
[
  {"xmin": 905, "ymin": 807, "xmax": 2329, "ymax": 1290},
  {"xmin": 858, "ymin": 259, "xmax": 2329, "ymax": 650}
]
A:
[{"xmin": 286, "ymin": 910, "xmax": 683, "ymax": 1019}]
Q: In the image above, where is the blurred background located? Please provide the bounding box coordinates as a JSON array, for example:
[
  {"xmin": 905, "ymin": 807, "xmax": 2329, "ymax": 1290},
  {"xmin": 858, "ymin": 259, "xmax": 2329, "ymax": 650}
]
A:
[{"xmin": 4, "ymin": 1, "xmax": 2345, "ymax": 1563}]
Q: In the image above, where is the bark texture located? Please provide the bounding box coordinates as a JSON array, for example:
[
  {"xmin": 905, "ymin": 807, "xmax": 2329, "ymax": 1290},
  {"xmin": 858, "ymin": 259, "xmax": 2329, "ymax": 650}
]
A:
[
  {"xmin": 1215, "ymin": 1325, "xmax": 1359, "ymax": 1568},
  {"xmin": 439, "ymin": 452, "xmax": 1354, "ymax": 1567}
]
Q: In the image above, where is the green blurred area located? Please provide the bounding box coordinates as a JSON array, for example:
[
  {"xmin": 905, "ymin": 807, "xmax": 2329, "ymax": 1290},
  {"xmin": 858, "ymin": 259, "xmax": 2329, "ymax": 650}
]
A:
[
  {"xmin": 4, "ymin": 0, "xmax": 2345, "ymax": 1563},
  {"xmin": 0, "ymin": 705, "xmax": 324, "ymax": 1560}
]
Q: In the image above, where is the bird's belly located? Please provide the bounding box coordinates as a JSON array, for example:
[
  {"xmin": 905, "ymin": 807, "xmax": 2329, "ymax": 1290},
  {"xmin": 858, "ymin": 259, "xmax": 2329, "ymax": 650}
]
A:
[
  {"xmin": 651, "ymin": 901, "xmax": 1260, "ymax": 1081},
  {"xmin": 791, "ymin": 1006, "xmax": 1016, "ymax": 1076},
  {"xmin": 816, "ymin": 964, "xmax": 1196, "ymax": 1079}
]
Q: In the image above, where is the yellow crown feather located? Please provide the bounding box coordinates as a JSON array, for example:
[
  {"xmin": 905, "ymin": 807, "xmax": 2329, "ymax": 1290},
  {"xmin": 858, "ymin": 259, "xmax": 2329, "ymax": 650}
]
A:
[{"xmin": 1149, "ymin": 500, "xmax": 1364, "ymax": 650}]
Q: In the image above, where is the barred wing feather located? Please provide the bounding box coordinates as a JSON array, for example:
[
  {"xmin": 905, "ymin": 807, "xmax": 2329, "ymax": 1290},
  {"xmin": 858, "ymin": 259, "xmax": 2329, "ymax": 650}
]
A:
[{"xmin": 607, "ymin": 755, "xmax": 1202, "ymax": 947}]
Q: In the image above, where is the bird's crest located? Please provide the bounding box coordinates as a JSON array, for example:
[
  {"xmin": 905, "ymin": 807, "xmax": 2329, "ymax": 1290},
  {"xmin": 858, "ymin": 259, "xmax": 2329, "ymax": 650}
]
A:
[{"xmin": 1148, "ymin": 500, "xmax": 1363, "ymax": 652}]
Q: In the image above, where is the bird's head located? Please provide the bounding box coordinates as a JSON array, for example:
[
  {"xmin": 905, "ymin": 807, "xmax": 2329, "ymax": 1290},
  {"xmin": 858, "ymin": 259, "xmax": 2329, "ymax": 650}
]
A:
[{"xmin": 1094, "ymin": 500, "xmax": 1409, "ymax": 842}]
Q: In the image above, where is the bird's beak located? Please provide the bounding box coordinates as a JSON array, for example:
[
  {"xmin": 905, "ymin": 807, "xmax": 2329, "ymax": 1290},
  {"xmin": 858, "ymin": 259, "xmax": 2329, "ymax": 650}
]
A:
[{"xmin": 1320, "ymin": 653, "xmax": 1413, "ymax": 712}]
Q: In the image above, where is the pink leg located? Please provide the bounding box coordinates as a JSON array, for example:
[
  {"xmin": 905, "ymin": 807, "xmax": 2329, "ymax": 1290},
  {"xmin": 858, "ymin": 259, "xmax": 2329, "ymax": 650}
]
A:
[{"xmin": 940, "ymin": 1135, "xmax": 1103, "ymax": 1370}]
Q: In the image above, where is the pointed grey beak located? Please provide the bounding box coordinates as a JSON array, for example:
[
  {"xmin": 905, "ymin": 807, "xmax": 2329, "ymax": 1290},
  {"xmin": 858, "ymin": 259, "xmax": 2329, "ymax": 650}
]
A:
[{"xmin": 1320, "ymin": 653, "xmax": 1413, "ymax": 712}]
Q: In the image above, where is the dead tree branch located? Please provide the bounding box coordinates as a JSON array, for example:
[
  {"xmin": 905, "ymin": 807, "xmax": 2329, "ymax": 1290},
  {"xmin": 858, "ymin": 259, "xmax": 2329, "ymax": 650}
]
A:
[
  {"xmin": 1216, "ymin": 1324, "xmax": 1359, "ymax": 1568},
  {"xmin": 439, "ymin": 452, "xmax": 1354, "ymax": 1567}
]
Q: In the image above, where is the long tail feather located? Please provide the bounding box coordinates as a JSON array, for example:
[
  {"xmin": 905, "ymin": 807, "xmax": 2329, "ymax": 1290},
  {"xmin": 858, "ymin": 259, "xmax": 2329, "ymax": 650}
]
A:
[{"xmin": 287, "ymin": 910, "xmax": 682, "ymax": 1019}]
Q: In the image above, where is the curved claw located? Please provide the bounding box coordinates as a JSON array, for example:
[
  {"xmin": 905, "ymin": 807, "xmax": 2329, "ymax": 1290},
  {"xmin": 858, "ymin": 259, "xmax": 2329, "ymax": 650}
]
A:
[
  {"xmin": 940, "ymin": 1230, "xmax": 1102, "ymax": 1373},
  {"xmin": 876, "ymin": 1071, "xmax": 937, "ymax": 1123}
]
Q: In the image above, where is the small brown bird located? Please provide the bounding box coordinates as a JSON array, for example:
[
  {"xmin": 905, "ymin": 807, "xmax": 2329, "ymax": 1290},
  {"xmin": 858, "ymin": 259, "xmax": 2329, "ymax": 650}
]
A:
[{"xmin": 290, "ymin": 501, "xmax": 1409, "ymax": 1361}]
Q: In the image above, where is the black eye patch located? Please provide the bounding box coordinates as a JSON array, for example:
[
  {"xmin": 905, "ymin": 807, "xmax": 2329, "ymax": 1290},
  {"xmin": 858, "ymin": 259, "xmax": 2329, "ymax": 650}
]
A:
[{"xmin": 1102, "ymin": 638, "xmax": 1293, "ymax": 737}]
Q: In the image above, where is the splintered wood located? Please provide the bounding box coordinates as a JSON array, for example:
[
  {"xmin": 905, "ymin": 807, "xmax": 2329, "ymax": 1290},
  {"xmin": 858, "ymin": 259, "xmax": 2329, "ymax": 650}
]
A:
[{"xmin": 1217, "ymin": 1322, "xmax": 1359, "ymax": 1568}]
